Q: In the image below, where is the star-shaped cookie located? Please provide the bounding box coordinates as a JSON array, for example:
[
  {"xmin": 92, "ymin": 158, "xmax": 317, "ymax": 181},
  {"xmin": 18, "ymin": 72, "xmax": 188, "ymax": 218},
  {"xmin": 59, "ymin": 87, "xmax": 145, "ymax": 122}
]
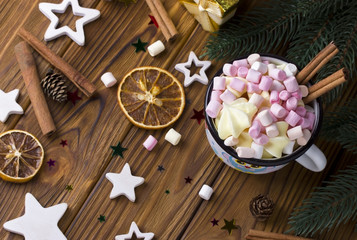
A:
[
  {"xmin": 0, "ymin": 89, "xmax": 23, "ymax": 123},
  {"xmin": 39, "ymin": 0, "xmax": 100, "ymax": 46},
  {"xmin": 3, "ymin": 193, "xmax": 68, "ymax": 240},
  {"xmin": 115, "ymin": 221, "xmax": 154, "ymax": 240},
  {"xmin": 106, "ymin": 163, "xmax": 144, "ymax": 202},
  {"xmin": 175, "ymin": 51, "xmax": 211, "ymax": 87}
]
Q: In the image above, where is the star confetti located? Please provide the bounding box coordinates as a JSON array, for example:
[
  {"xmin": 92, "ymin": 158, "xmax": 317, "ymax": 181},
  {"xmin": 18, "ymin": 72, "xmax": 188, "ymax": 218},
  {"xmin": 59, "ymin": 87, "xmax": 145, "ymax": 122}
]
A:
[
  {"xmin": 211, "ymin": 218, "xmax": 219, "ymax": 226},
  {"xmin": 67, "ymin": 89, "xmax": 82, "ymax": 105},
  {"xmin": 110, "ymin": 142, "xmax": 127, "ymax": 158},
  {"xmin": 47, "ymin": 159, "xmax": 56, "ymax": 167},
  {"xmin": 157, "ymin": 165, "xmax": 165, "ymax": 172},
  {"xmin": 184, "ymin": 176, "xmax": 192, "ymax": 184},
  {"xmin": 115, "ymin": 221, "xmax": 154, "ymax": 240},
  {"xmin": 132, "ymin": 38, "xmax": 148, "ymax": 53},
  {"xmin": 165, "ymin": 189, "xmax": 170, "ymax": 194},
  {"xmin": 60, "ymin": 139, "xmax": 68, "ymax": 147},
  {"xmin": 191, "ymin": 108, "xmax": 205, "ymax": 124},
  {"xmin": 65, "ymin": 185, "xmax": 73, "ymax": 191},
  {"xmin": 98, "ymin": 215, "xmax": 106, "ymax": 223},
  {"xmin": 148, "ymin": 15, "xmax": 159, "ymax": 28},
  {"xmin": 221, "ymin": 219, "xmax": 238, "ymax": 235}
]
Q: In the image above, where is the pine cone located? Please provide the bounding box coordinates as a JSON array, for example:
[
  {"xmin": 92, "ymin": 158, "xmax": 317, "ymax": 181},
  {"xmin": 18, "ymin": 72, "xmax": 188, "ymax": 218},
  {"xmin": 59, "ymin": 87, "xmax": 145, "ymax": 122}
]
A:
[
  {"xmin": 249, "ymin": 194, "xmax": 274, "ymax": 221},
  {"xmin": 41, "ymin": 69, "xmax": 68, "ymax": 103}
]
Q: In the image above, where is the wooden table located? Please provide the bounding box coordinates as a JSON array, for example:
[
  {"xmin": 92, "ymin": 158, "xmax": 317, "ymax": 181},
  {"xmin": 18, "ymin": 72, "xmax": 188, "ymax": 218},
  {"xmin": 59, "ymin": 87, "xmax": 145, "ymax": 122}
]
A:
[{"xmin": 0, "ymin": 1, "xmax": 356, "ymax": 239}]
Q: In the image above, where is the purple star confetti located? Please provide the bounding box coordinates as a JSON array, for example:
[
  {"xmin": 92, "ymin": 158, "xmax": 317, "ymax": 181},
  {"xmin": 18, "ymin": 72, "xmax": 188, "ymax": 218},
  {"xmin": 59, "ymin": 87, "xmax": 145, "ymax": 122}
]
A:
[
  {"xmin": 47, "ymin": 159, "xmax": 56, "ymax": 167},
  {"xmin": 184, "ymin": 176, "xmax": 192, "ymax": 184},
  {"xmin": 211, "ymin": 218, "xmax": 219, "ymax": 226}
]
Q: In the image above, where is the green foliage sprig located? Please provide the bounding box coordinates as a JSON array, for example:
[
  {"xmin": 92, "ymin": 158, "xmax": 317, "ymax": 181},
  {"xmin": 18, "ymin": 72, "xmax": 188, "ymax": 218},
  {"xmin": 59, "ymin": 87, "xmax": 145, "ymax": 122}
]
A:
[{"xmin": 287, "ymin": 164, "xmax": 357, "ymax": 237}]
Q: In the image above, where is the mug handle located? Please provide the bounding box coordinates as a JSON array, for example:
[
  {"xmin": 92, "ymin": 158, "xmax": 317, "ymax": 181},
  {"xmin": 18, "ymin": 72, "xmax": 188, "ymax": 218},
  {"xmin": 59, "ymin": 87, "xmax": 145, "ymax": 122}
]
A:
[{"xmin": 295, "ymin": 144, "xmax": 327, "ymax": 172}]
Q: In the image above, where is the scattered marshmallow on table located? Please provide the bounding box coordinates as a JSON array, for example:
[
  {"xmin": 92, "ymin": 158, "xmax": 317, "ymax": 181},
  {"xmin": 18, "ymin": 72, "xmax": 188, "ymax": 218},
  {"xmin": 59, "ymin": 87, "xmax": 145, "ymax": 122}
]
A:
[
  {"xmin": 165, "ymin": 128, "xmax": 181, "ymax": 145},
  {"xmin": 101, "ymin": 72, "xmax": 117, "ymax": 87},
  {"xmin": 223, "ymin": 63, "xmax": 237, "ymax": 76},
  {"xmin": 287, "ymin": 126, "xmax": 304, "ymax": 140},
  {"xmin": 206, "ymin": 100, "xmax": 222, "ymax": 118},
  {"xmin": 236, "ymin": 146, "xmax": 255, "ymax": 158},
  {"xmin": 143, "ymin": 135, "xmax": 158, "ymax": 151},
  {"xmin": 147, "ymin": 40, "xmax": 165, "ymax": 57},
  {"xmin": 251, "ymin": 62, "xmax": 268, "ymax": 74},
  {"xmin": 199, "ymin": 184, "xmax": 213, "ymax": 200},
  {"xmin": 247, "ymin": 53, "xmax": 261, "ymax": 65},
  {"xmin": 251, "ymin": 142, "xmax": 264, "ymax": 159}
]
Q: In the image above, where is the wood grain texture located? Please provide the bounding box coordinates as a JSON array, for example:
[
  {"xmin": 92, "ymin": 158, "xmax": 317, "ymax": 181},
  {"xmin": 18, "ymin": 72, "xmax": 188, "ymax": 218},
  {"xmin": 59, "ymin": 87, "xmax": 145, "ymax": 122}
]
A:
[{"xmin": 0, "ymin": 0, "xmax": 356, "ymax": 240}]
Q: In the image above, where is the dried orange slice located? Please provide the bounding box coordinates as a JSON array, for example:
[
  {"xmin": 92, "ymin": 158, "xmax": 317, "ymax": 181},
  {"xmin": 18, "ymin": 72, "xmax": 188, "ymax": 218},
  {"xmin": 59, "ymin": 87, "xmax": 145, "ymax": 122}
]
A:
[
  {"xmin": 0, "ymin": 130, "xmax": 44, "ymax": 183},
  {"xmin": 118, "ymin": 66, "xmax": 185, "ymax": 129}
]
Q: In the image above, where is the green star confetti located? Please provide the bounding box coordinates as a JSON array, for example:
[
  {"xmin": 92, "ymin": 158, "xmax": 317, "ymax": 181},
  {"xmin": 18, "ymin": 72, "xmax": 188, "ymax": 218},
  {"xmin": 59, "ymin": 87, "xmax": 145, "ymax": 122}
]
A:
[
  {"xmin": 165, "ymin": 190, "xmax": 170, "ymax": 194},
  {"xmin": 132, "ymin": 38, "xmax": 148, "ymax": 53},
  {"xmin": 98, "ymin": 215, "xmax": 106, "ymax": 223},
  {"xmin": 221, "ymin": 219, "xmax": 238, "ymax": 235},
  {"xmin": 111, "ymin": 142, "xmax": 127, "ymax": 158},
  {"xmin": 65, "ymin": 185, "xmax": 73, "ymax": 191}
]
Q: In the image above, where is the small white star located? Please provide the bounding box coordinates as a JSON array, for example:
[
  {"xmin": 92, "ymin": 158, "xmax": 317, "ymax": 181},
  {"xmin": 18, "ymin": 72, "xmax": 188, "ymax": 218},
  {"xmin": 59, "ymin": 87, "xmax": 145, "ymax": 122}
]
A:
[
  {"xmin": 175, "ymin": 51, "xmax": 211, "ymax": 87},
  {"xmin": 0, "ymin": 89, "xmax": 23, "ymax": 123},
  {"xmin": 3, "ymin": 193, "xmax": 68, "ymax": 240},
  {"xmin": 39, "ymin": 0, "xmax": 100, "ymax": 46},
  {"xmin": 106, "ymin": 163, "xmax": 144, "ymax": 202},
  {"xmin": 115, "ymin": 221, "xmax": 154, "ymax": 240}
]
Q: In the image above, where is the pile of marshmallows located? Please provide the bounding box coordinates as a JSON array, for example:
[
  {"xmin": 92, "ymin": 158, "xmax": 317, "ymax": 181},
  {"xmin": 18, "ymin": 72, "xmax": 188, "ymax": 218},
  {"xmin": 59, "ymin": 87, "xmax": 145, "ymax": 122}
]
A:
[{"xmin": 206, "ymin": 54, "xmax": 316, "ymax": 159}]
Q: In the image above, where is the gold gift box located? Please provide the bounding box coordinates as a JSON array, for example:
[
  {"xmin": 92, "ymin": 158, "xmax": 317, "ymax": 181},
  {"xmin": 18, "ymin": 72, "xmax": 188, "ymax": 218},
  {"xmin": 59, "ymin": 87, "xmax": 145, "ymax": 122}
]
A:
[{"xmin": 179, "ymin": 0, "xmax": 239, "ymax": 32}]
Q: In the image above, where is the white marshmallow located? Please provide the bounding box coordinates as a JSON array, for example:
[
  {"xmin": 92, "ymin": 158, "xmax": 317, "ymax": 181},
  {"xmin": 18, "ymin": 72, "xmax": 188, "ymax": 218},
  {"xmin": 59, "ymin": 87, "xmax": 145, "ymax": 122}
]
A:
[
  {"xmin": 224, "ymin": 136, "xmax": 239, "ymax": 146},
  {"xmin": 257, "ymin": 110, "xmax": 274, "ymax": 126},
  {"xmin": 284, "ymin": 63, "xmax": 298, "ymax": 77},
  {"xmin": 270, "ymin": 80, "xmax": 285, "ymax": 92},
  {"xmin": 267, "ymin": 64, "xmax": 276, "ymax": 75},
  {"xmin": 283, "ymin": 140, "xmax": 295, "ymax": 155},
  {"xmin": 299, "ymin": 85, "xmax": 309, "ymax": 97},
  {"xmin": 165, "ymin": 128, "xmax": 181, "ymax": 145},
  {"xmin": 101, "ymin": 72, "xmax": 117, "ymax": 87},
  {"xmin": 147, "ymin": 40, "xmax": 165, "ymax": 57},
  {"xmin": 199, "ymin": 184, "xmax": 213, "ymax": 200},
  {"xmin": 287, "ymin": 126, "xmax": 303, "ymax": 140},
  {"xmin": 297, "ymin": 129, "xmax": 311, "ymax": 146},
  {"xmin": 266, "ymin": 123, "xmax": 279, "ymax": 138},
  {"xmin": 248, "ymin": 93, "xmax": 264, "ymax": 107},
  {"xmin": 251, "ymin": 62, "xmax": 268, "ymax": 74},
  {"xmin": 251, "ymin": 142, "xmax": 264, "ymax": 159},
  {"xmin": 236, "ymin": 147, "xmax": 255, "ymax": 158},
  {"xmin": 247, "ymin": 53, "xmax": 261, "ymax": 65}
]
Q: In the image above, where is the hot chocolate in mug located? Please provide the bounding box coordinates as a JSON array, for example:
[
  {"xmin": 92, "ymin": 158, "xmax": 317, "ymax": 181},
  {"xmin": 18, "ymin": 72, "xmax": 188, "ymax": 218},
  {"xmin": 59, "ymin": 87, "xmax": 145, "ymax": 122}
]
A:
[{"xmin": 204, "ymin": 55, "xmax": 327, "ymax": 174}]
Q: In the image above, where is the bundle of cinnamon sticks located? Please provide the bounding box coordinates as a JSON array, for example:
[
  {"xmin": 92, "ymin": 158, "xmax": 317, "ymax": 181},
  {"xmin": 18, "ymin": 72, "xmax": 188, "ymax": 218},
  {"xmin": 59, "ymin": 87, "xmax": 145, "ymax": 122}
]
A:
[{"xmin": 245, "ymin": 229, "xmax": 313, "ymax": 240}]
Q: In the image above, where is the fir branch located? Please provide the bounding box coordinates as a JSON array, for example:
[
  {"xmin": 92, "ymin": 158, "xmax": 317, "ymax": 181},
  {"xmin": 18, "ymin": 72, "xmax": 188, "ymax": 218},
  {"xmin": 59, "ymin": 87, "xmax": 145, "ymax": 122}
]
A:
[
  {"xmin": 287, "ymin": 164, "xmax": 357, "ymax": 237},
  {"xmin": 321, "ymin": 99, "xmax": 357, "ymax": 153}
]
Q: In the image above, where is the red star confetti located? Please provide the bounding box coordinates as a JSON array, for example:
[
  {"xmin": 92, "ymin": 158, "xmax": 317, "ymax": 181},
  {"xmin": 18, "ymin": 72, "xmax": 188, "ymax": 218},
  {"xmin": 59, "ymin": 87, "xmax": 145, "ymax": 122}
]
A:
[
  {"xmin": 60, "ymin": 139, "xmax": 68, "ymax": 147},
  {"xmin": 47, "ymin": 159, "xmax": 56, "ymax": 167},
  {"xmin": 211, "ymin": 218, "xmax": 219, "ymax": 226},
  {"xmin": 67, "ymin": 89, "xmax": 82, "ymax": 105},
  {"xmin": 148, "ymin": 15, "xmax": 159, "ymax": 28},
  {"xmin": 191, "ymin": 108, "xmax": 205, "ymax": 124},
  {"xmin": 184, "ymin": 176, "xmax": 192, "ymax": 184}
]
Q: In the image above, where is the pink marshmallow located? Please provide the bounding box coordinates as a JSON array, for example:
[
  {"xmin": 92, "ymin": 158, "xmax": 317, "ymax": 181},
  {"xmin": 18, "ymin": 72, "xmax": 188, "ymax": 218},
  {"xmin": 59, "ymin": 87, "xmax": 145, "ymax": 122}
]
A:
[
  {"xmin": 298, "ymin": 117, "xmax": 311, "ymax": 129},
  {"xmin": 266, "ymin": 123, "xmax": 279, "ymax": 138},
  {"xmin": 284, "ymin": 76, "xmax": 299, "ymax": 92},
  {"xmin": 206, "ymin": 100, "xmax": 222, "ymax": 118},
  {"xmin": 233, "ymin": 59, "xmax": 249, "ymax": 68},
  {"xmin": 299, "ymin": 85, "xmax": 309, "ymax": 97},
  {"xmin": 306, "ymin": 112, "xmax": 315, "ymax": 130},
  {"xmin": 251, "ymin": 62, "xmax": 268, "ymax": 74},
  {"xmin": 286, "ymin": 97, "xmax": 298, "ymax": 111},
  {"xmin": 270, "ymin": 90, "xmax": 280, "ymax": 104},
  {"xmin": 237, "ymin": 67, "xmax": 249, "ymax": 78},
  {"xmin": 253, "ymin": 133, "xmax": 269, "ymax": 145},
  {"xmin": 211, "ymin": 90, "xmax": 222, "ymax": 103},
  {"xmin": 220, "ymin": 89, "xmax": 236, "ymax": 104},
  {"xmin": 249, "ymin": 120, "xmax": 262, "ymax": 138},
  {"xmin": 267, "ymin": 64, "xmax": 276, "ymax": 75},
  {"xmin": 257, "ymin": 110, "xmax": 273, "ymax": 126},
  {"xmin": 270, "ymin": 80, "xmax": 285, "ymax": 92},
  {"xmin": 269, "ymin": 68, "xmax": 287, "ymax": 81},
  {"xmin": 247, "ymin": 53, "xmax": 261, "ymax": 65},
  {"xmin": 297, "ymin": 129, "xmax": 312, "ymax": 146},
  {"xmin": 247, "ymin": 82, "xmax": 261, "ymax": 93},
  {"xmin": 143, "ymin": 135, "xmax": 158, "ymax": 151},
  {"xmin": 246, "ymin": 69, "xmax": 262, "ymax": 84},
  {"xmin": 223, "ymin": 63, "xmax": 237, "ymax": 77},
  {"xmin": 287, "ymin": 126, "xmax": 304, "ymax": 140},
  {"xmin": 269, "ymin": 110, "xmax": 278, "ymax": 122},
  {"xmin": 270, "ymin": 103, "xmax": 288, "ymax": 118},
  {"xmin": 292, "ymin": 90, "xmax": 302, "ymax": 100},
  {"xmin": 236, "ymin": 147, "xmax": 255, "ymax": 158},
  {"xmin": 295, "ymin": 106, "xmax": 307, "ymax": 117},
  {"xmin": 279, "ymin": 90, "xmax": 291, "ymax": 101},
  {"xmin": 285, "ymin": 110, "xmax": 301, "ymax": 127},
  {"xmin": 248, "ymin": 93, "xmax": 264, "ymax": 107},
  {"xmin": 229, "ymin": 78, "xmax": 246, "ymax": 92},
  {"xmin": 213, "ymin": 77, "xmax": 226, "ymax": 91},
  {"xmin": 259, "ymin": 76, "xmax": 273, "ymax": 91},
  {"xmin": 224, "ymin": 136, "xmax": 239, "ymax": 146}
]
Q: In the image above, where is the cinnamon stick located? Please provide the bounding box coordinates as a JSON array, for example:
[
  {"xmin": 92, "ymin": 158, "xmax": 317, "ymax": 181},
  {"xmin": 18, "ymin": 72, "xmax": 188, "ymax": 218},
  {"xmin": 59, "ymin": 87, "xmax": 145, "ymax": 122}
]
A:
[
  {"xmin": 17, "ymin": 28, "xmax": 96, "ymax": 97},
  {"xmin": 296, "ymin": 42, "xmax": 338, "ymax": 84},
  {"xmin": 14, "ymin": 41, "xmax": 56, "ymax": 136},
  {"xmin": 303, "ymin": 76, "xmax": 346, "ymax": 104},
  {"xmin": 246, "ymin": 229, "xmax": 312, "ymax": 240},
  {"xmin": 308, "ymin": 68, "xmax": 345, "ymax": 93},
  {"xmin": 145, "ymin": 0, "xmax": 178, "ymax": 41}
]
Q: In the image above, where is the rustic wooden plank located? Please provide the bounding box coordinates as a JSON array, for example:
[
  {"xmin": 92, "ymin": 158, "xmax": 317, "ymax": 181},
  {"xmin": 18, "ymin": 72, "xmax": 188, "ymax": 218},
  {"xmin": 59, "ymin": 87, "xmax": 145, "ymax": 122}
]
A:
[{"xmin": 0, "ymin": 0, "xmax": 197, "ymax": 239}]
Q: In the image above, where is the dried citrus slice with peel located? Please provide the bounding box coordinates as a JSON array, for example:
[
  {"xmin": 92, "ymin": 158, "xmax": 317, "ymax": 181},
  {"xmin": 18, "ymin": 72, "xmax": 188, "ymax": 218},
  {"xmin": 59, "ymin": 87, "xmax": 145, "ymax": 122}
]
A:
[
  {"xmin": 0, "ymin": 130, "xmax": 44, "ymax": 183},
  {"xmin": 118, "ymin": 66, "xmax": 185, "ymax": 129}
]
